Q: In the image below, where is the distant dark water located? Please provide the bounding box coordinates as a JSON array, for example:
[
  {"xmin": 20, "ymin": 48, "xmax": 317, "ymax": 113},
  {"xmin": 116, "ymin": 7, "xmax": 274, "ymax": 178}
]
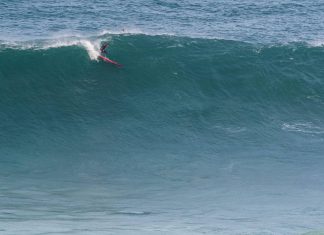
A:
[
  {"xmin": 1, "ymin": 0, "xmax": 324, "ymax": 43},
  {"xmin": 1, "ymin": 1, "xmax": 324, "ymax": 234}
]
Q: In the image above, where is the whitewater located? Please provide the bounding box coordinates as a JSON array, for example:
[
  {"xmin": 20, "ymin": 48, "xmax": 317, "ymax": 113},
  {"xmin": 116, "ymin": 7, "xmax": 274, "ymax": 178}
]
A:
[{"xmin": 1, "ymin": 1, "xmax": 324, "ymax": 235}]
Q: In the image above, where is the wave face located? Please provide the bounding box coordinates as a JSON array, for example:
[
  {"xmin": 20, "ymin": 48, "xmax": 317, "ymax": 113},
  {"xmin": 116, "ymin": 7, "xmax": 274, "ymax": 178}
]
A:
[{"xmin": 1, "ymin": 35, "xmax": 324, "ymax": 234}]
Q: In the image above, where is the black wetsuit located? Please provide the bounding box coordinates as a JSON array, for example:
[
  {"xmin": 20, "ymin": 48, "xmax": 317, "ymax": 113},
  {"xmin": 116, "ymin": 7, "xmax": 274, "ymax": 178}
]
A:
[{"xmin": 100, "ymin": 44, "xmax": 108, "ymax": 55}]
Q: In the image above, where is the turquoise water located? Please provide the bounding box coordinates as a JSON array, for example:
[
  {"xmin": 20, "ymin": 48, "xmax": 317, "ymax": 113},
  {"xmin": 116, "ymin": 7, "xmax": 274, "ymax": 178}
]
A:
[{"xmin": 1, "ymin": 1, "xmax": 324, "ymax": 235}]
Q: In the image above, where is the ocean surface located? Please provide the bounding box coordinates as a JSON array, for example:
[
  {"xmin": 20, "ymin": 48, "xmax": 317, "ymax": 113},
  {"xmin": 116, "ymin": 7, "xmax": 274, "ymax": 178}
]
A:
[{"xmin": 1, "ymin": 1, "xmax": 324, "ymax": 234}]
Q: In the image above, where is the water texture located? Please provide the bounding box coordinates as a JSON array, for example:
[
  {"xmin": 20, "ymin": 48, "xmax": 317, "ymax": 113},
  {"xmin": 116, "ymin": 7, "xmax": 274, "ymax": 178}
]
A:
[{"xmin": 1, "ymin": 1, "xmax": 324, "ymax": 234}]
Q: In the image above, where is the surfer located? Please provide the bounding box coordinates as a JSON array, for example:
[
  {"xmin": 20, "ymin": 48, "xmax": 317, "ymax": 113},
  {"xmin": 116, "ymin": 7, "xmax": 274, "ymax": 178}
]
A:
[
  {"xmin": 98, "ymin": 42, "xmax": 122, "ymax": 67},
  {"xmin": 100, "ymin": 43, "xmax": 109, "ymax": 56}
]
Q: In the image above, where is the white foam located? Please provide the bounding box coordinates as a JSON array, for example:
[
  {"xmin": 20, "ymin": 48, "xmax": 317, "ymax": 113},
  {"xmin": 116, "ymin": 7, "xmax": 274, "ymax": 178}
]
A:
[
  {"xmin": 282, "ymin": 122, "xmax": 324, "ymax": 134},
  {"xmin": 39, "ymin": 38, "xmax": 101, "ymax": 60},
  {"xmin": 98, "ymin": 28, "xmax": 145, "ymax": 36},
  {"xmin": 0, "ymin": 33, "xmax": 111, "ymax": 61},
  {"xmin": 8, "ymin": 38, "xmax": 103, "ymax": 61},
  {"xmin": 79, "ymin": 40, "xmax": 100, "ymax": 60},
  {"xmin": 305, "ymin": 39, "xmax": 324, "ymax": 47}
]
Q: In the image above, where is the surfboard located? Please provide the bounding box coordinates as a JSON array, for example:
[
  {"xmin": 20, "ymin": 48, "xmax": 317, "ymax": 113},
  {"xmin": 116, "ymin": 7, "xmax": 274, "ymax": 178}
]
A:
[{"xmin": 98, "ymin": 55, "xmax": 122, "ymax": 67}]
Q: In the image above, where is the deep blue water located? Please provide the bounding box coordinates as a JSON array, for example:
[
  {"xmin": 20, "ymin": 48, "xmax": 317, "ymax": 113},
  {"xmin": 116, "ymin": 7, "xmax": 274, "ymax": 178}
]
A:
[{"xmin": 1, "ymin": 1, "xmax": 324, "ymax": 234}]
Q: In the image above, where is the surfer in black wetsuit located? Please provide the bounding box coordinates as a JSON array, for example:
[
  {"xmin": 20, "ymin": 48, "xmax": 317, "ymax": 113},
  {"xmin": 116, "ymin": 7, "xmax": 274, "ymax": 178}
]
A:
[
  {"xmin": 98, "ymin": 42, "xmax": 122, "ymax": 67},
  {"xmin": 100, "ymin": 43, "xmax": 109, "ymax": 56}
]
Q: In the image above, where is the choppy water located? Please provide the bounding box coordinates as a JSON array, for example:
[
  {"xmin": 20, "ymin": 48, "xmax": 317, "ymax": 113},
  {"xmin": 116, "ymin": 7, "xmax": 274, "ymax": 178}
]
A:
[
  {"xmin": 1, "ymin": 1, "xmax": 324, "ymax": 235},
  {"xmin": 2, "ymin": 0, "xmax": 324, "ymax": 43}
]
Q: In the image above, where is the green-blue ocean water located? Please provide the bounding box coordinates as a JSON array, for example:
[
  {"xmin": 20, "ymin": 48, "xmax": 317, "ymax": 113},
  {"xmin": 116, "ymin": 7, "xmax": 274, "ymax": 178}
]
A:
[{"xmin": 1, "ymin": 1, "xmax": 324, "ymax": 235}]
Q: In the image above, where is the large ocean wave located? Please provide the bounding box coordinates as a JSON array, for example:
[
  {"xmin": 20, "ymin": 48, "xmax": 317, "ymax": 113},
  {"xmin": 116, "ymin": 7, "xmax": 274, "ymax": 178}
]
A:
[
  {"xmin": 1, "ymin": 34, "xmax": 324, "ymax": 160},
  {"xmin": 1, "ymin": 34, "xmax": 324, "ymax": 235},
  {"xmin": 1, "ymin": 34, "xmax": 324, "ymax": 125}
]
